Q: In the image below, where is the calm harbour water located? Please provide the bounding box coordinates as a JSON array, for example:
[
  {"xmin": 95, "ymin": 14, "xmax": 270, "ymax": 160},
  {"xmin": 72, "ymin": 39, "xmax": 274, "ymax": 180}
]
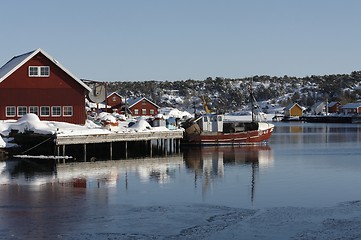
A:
[{"xmin": 1, "ymin": 122, "xmax": 361, "ymax": 238}]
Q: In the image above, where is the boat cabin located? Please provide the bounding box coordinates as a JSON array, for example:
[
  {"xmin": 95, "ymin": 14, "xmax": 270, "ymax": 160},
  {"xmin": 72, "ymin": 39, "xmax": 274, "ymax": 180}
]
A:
[{"xmin": 197, "ymin": 114, "xmax": 224, "ymax": 132}]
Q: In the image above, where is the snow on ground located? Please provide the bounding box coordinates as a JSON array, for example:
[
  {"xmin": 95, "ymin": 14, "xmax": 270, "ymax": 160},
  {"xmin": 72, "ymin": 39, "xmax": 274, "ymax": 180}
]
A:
[
  {"xmin": 159, "ymin": 107, "xmax": 193, "ymax": 119},
  {"xmin": 0, "ymin": 136, "xmax": 5, "ymax": 148}
]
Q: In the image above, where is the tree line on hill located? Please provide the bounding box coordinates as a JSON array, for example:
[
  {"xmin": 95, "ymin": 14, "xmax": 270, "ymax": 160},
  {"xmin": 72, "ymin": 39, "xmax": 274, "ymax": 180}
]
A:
[{"xmin": 106, "ymin": 71, "xmax": 361, "ymax": 113}]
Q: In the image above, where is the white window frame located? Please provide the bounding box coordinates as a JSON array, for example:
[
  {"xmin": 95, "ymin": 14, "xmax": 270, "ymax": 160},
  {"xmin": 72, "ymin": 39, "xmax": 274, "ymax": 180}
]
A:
[
  {"xmin": 150, "ymin": 109, "xmax": 155, "ymax": 115},
  {"xmin": 5, "ymin": 106, "xmax": 16, "ymax": 117},
  {"xmin": 40, "ymin": 66, "xmax": 50, "ymax": 76},
  {"xmin": 134, "ymin": 109, "xmax": 139, "ymax": 115},
  {"xmin": 40, "ymin": 106, "xmax": 50, "ymax": 116},
  {"xmin": 142, "ymin": 109, "xmax": 147, "ymax": 115},
  {"xmin": 17, "ymin": 106, "xmax": 27, "ymax": 117},
  {"xmin": 52, "ymin": 106, "xmax": 61, "ymax": 117},
  {"xmin": 29, "ymin": 66, "xmax": 38, "ymax": 76},
  {"xmin": 29, "ymin": 66, "xmax": 50, "ymax": 77},
  {"xmin": 63, "ymin": 106, "xmax": 73, "ymax": 117},
  {"xmin": 29, "ymin": 106, "xmax": 39, "ymax": 115}
]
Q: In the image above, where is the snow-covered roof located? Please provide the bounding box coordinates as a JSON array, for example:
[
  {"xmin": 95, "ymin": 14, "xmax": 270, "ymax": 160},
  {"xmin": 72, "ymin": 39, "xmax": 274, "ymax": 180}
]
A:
[
  {"xmin": 107, "ymin": 92, "xmax": 122, "ymax": 99},
  {"xmin": 0, "ymin": 48, "xmax": 91, "ymax": 91},
  {"xmin": 127, "ymin": 97, "xmax": 160, "ymax": 108},
  {"xmin": 341, "ymin": 102, "xmax": 361, "ymax": 109},
  {"xmin": 327, "ymin": 101, "xmax": 340, "ymax": 108},
  {"xmin": 284, "ymin": 102, "xmax": 302, "ymax": 111},
  {"xmin": 312, "ymin": 101, "xmax": 325, "ymax": 108}
]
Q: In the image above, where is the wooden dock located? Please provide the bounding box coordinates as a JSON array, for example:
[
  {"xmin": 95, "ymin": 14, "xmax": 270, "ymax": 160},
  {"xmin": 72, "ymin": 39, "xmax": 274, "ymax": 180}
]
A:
[
  {"xmin": 54, "ymin": 130, "xmax": 184, "ymax": 161},
  {"xmin": 55, "ymin": 130, "xmax": 184, "ymax": 145}
]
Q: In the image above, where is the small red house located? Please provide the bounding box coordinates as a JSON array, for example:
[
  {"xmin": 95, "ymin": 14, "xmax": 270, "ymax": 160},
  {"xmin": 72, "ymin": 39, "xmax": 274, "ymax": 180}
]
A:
[
  {"xmin": 327, "ymin": 101, "xmax": 341, "ymax": 113},
  {"xmin": 106, "ymin": 92, "xmax": 122, "ymax": 113},
  {"xmin": 127, "ymin": 97, "xmax": 159, "ymax": 116},
  {"xmin": 0, "ymin": 48, "xmax": 91, "ymax": 124}
]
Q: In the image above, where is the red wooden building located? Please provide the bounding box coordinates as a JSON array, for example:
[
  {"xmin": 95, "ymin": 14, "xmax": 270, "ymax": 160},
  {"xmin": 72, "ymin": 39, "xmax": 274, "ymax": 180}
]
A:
[
  {"xmin": 106, "ymin": 92, "xmax": 122, "ymax": 113},
  {"xmin": 127, "ymin": 97, "xmax": 159, "ymax": 116},
  {"xmin": 0, "ymin": 48, "xmax": 91, "ymax": 124},
  {"xmin": 327, "ymin": 101, "xmax": 341, "ymax": 113}
]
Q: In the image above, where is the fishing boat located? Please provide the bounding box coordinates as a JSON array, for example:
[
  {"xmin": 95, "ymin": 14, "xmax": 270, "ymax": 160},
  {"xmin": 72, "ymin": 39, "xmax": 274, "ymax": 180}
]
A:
[
  {"xmin": 181, "ymin": 82, "xmax": 275, "ymax": 145},
  {"xmin": 181, "ymin": 114, "xmax": 274, "ymax": 145}
]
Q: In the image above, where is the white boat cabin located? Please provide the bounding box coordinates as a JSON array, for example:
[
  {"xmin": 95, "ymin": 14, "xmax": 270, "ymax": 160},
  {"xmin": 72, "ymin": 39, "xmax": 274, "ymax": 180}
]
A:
[{"xmin": 197, "ymin": 114, "xmax": 224, "ymax": 132}]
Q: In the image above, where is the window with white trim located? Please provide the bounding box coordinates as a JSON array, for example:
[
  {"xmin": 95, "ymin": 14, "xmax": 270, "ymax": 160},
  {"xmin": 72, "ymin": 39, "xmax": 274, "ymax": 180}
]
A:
[
  {"xmin": 52, "ymin": 106, "xmax": 61, "ymax": 116},
  {"xmin": 29, "ymin": 106, "xmax": 39, "ymax": 115},
  {"xmin": 63, "ymin": 106, "xmax": 73, "ymax": 116},
  {"xmin": 40, "ymin": 106, "xmax": 50, "ymax": 116},
  {"xmin": 17, "ymin": 106, "xmax": 27, "ymax": 116},
  {"xmin": 134, "ymin": 109, "xmax": 139, "ymax": 115},
  {"xmin": 142, "ymin": 109, "xmax": 147, "ymax": 115},
  {"xmin": 29, "ymin": 66, "xmax": 50, "ymax": 77},
  {"xmin": 6, "ymin": 106, "xmax": 16, "ymax": 117},
  {"xmin": 150, "ymin": 109, "xmax": 155, "ymax": 115}
]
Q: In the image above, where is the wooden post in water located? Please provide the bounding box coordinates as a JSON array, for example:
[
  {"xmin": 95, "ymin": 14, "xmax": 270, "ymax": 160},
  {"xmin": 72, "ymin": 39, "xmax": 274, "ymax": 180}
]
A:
[
  {"xmin": 83, "ymin": 144, "xmax": 87, "ymax": 162},
  {"xmin": 149, "ymin": 140, "xmax": 152, "ymax": 157},
  {"xmin": 125, "ymin": 141, "xmax": 128, "ymax": 159},
  {"xmin": 110, "ymin": 142, "xmax": 113, "ymax": 160}
]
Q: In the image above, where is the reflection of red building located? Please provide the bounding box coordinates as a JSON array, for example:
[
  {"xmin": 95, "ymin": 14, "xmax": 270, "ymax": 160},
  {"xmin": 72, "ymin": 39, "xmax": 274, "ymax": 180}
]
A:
[
  {"xmin": 127, "ymin": 97, "xmax": 159, "ymax": 116},
  {"xmin": 0, "ymin": 48, "xmax": 91, "ymax": 124},
  {"xmin": 106, "ymin": 92, "xmax": 122, "ymax": 112}
]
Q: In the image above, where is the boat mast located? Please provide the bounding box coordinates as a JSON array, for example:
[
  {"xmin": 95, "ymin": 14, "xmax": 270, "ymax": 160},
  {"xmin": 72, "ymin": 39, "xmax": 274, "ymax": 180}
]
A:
[{"xmin": 250, "ymin": 77, "xmax": 255, "ymax": 122}]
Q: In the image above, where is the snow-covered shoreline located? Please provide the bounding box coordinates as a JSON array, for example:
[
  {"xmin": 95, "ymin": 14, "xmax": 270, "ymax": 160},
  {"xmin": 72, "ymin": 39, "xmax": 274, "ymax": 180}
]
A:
[{"xmin": 0, "ymin": 109, "xmax": 190, "ymax": 149}]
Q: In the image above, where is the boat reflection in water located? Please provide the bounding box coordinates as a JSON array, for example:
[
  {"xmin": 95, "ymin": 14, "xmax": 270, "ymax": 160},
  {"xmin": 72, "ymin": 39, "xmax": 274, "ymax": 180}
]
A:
[
  {"xmin": 1, "ymin": 145, "xmax": 273, "ymax": 204},
  {"xmin": 182, "ymin": 144, "xmax": 274, "ymax": 201}
]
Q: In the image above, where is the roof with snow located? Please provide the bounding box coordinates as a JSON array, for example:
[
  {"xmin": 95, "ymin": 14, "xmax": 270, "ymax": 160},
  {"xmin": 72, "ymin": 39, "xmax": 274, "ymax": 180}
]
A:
[
  {"xmin": 327, "ymin": 101, "xmax": 340, "ymax": 108},
  {"xmin": 341, "ymin": 102, "xmax": 361, "ymax": 109},
  {"xmin": 0, "ymin": 48, "xmax": 91, "ymax": 91},
  {"xmin": 312, "ymin": 101, "xmax": 325, "ymax": 108},
  {"xmin": 127, "ymin": 97, "xmax": 159, "ymax": 108},
  {"xmin": 284, "ymin": 102, "xmax": 302, "ymax": 111},
  {"xmin": 107, "ymin": 92, "xmax": 122, "ymax": 98}
]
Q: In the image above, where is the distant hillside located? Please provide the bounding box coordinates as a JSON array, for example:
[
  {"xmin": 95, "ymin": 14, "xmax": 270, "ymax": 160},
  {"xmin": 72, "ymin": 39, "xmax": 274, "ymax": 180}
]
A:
[{"xmin": 106, "ymin": 71, "xmax": 361, "ymax": 113}]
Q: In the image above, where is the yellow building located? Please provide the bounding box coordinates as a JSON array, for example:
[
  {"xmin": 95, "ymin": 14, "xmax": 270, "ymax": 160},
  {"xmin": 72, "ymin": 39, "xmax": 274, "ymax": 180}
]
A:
[{"xmin": 284, "ymin": 103, "xmax": 303, "ymax": 118}]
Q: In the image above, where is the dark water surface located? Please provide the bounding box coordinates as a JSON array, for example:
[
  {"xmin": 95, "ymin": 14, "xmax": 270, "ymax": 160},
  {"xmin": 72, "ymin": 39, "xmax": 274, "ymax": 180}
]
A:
[{"xmin": 1, "ymin": 122, "xmax": 361, "ymax": 238}]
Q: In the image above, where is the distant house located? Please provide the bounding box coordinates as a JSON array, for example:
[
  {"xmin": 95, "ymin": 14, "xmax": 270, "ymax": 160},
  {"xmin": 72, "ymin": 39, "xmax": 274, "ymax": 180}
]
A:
[
  {"xmin": 127, "ymin": 97, "xmax": 159, "ymax": 116},
  {"xmin": 311, "ymin": 101, "xmax": 326, "ymax": 115},
  {"xmin": 341, "ymin": 102, "xmax": 361, "ymax": 115},
  {"xmin": 0, "ymin": 48, "xmax": 91, "ymax": 124},
  {"xmin": 327, "ymin": 101, "xmax": 341, "ymax": 113},
  {"xmin": 106, "ymin": 92, "xmax": 122, "ymax": 113},
  {"xmin": 284, "ymin": 103, "xmax": 303, "ymax": 118}
]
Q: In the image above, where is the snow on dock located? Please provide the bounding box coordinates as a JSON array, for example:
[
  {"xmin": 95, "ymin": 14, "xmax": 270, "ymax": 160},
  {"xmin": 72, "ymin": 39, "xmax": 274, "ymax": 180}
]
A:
[{"xmin": 0, "ymin": 113, "xmax": 184, "ymax": 159}]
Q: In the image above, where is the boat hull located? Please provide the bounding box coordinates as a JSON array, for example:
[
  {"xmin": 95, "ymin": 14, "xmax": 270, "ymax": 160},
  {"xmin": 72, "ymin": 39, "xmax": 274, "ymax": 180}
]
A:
[{"xmin": 183, "ymin": 124, "xmax": 274, "ymax": 145}]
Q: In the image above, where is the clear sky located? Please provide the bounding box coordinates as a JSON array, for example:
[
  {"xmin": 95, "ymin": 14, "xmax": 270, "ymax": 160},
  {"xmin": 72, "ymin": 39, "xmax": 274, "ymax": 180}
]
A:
[{"xmin": 1, "ymin": 0, "xmax": 361, "ymax": 82}]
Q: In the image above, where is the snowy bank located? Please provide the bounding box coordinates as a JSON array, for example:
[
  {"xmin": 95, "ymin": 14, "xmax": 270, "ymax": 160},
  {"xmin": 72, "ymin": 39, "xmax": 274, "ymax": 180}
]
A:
[{"xmin": 0, "ymin": 136, "xmax": 5, "ymax": 148}]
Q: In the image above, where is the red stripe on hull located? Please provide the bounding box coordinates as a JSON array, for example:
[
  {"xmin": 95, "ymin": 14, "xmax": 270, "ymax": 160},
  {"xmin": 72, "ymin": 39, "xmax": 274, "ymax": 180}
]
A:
[{"xmin": 184, "ymin": 127, "xmax": 274, "ymax": 145}]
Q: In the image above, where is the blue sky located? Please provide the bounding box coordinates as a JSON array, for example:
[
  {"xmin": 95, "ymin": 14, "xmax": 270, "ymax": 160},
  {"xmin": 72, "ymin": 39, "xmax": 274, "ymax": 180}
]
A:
[{"xmin": 1, "ymin": 0, "xmax": 361, "ymax": 82}]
